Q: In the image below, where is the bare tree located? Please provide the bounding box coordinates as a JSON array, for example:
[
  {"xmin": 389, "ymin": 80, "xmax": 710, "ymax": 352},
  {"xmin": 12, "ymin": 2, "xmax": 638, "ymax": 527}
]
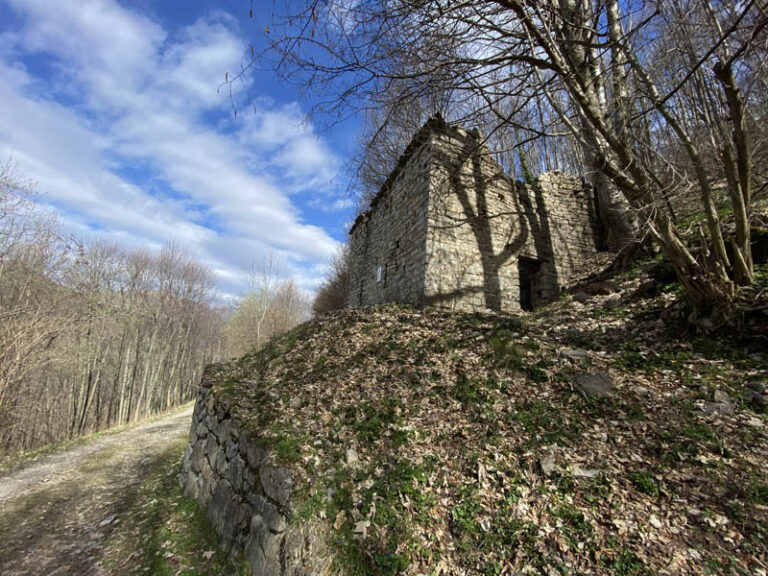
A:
[
  {"xmin": 313, "ymin": 245, "xmax": 350, "ymax": 315},
  {"xmin": 241, "ymin": 0, "xmax": 766, "ymax": 318},
  {"xmin": 223, "ymin": 253, "xmax": 311, "ymax": 358},
  {"xmin": 0, "ymin": 161, "xmax": 66, "ymax": 425},
  {"xmin": 0, "ymin": 170, "xmax": 224, "ymax": 453}
]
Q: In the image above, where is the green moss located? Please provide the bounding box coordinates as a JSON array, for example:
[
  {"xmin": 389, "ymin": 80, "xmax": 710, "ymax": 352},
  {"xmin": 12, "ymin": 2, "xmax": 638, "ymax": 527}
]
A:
[
  {"xmin": 628, "ymin": 470, "xmax": 659, "ymax": 498},
  {"xmin": 603, "ymin": 548, "xmax": 647, "ymax": 575},
  {"xmin": 593, "ymin": 305, "xmax": 630, "ymax": 320},
  {"xmin": 354, "ymin": 408, "xmax": 385, "ymax": 443},
  {"xmin": 451, "ymin": 483, "xmax": 483, "ymax": 550}
]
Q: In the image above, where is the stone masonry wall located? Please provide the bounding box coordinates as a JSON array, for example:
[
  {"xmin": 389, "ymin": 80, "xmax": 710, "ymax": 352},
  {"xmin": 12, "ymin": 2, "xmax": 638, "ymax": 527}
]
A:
[
  {"xmin": 347, "ymin": 116, "xmax": 602, "ymax": 313},
  {"xmin": 536, "ymin": 172, "xmax": 602, "ymax": 287},
  {"xmin": 180, "ymin": 373, "xmax": 331, "ymax": 576},
  {"xmin": 425, "ymin": 127, "xmax": 535, "ymax": 312},
  {"xmin": 346, "ymin": 137, "xmax": 432, "ymax": 307}
]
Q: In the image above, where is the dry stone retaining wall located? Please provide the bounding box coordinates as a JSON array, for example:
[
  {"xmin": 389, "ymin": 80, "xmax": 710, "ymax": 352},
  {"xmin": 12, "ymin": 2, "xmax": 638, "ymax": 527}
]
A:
[{"xmin": 180, "ymin": 374, "xmax": 331, "ymax": 576}]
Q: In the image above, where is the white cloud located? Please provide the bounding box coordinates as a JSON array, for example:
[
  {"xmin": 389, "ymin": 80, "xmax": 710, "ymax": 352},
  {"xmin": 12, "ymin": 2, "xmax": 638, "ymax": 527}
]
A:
[
  {"xmin": 274, "ymin": 134, "xmax": 340, "ymax": 188},
  {"xmin": 239, "ymin": 103, "xmax": 311, "ymax": 150},
  {"xmin": 0, "ymin": 0, "xmax": 348, "ymax": 296}
]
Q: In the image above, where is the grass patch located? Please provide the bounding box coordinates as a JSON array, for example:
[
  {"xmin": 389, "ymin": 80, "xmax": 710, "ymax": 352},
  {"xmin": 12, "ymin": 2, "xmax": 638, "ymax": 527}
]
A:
[
  {"xmin": 553, "ymin": 503, "xmax": 593, "ymax": 549},
  {"xmin": 745, "ymin": 480, "xmax": 768, "ymax": 506},
  {"xmin": 103, "ymin": 438, "xmax": 247, "ymax": 575},
  {"xmin": 603, "ymin": 548, "xmax": 648, "ymax": 575},
  {"xmin": 508, "ymin": 399, "xmax": 582, "ymax": 448},
  {"xmin": 353, "ymin": 398, "xmax": 403, "ymax": 445},
  {"xmin": 487, "ymin": 327, "xmax": 526, "ymax": 371},
  {"xmin": 453, "ymin": 374, "xmax": 499, "ymax": 406},
  {"xmin": 523, "ymin": 355, "xmax": 550, "ymax": 384},
  {"xmin": 325, "ymin": 457, "xmax": 437, "ymax": 576},
  {"xmin": 628, "ymin": 470, "xmax": 659, "ymax": 498},
  {"xmin": 450, "ymin": 481, "xmax": 538, "ymax": 574},
  {"xmin": 263, "ymin": 429, "xmax": 303, "ymax": 464}
]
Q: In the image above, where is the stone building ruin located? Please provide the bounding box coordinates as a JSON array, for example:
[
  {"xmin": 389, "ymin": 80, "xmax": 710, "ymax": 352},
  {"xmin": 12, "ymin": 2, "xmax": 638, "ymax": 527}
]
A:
[{"xmin": 346, "ymin": 115, "xmax": 604, "ymax": 313}]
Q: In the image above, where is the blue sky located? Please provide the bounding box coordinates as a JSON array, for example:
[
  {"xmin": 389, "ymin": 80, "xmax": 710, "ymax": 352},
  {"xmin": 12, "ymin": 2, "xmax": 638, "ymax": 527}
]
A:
[{"xmin": 0, "ymin": 0, "xmax": 360, "ymax": 299}]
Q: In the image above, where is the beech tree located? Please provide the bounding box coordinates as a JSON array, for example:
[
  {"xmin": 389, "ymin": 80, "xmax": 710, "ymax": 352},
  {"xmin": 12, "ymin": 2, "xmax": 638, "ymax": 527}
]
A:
[
  {"xmin": 244, "ymin": 0, "xmax": 767, "ymax": 318},
  {"xmin": 312, "ymin": 245, "xmax": 350, "ymax": 315},
  {"xmin": 0, "ymin": 162, "xmax": 65, "ymax": 424}
]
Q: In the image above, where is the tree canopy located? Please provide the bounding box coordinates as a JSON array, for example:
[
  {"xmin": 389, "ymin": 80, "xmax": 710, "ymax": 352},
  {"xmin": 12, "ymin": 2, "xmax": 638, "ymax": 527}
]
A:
[{"xmin": 245, "ymin": 0, "xmax": 768, "ymax": 318}]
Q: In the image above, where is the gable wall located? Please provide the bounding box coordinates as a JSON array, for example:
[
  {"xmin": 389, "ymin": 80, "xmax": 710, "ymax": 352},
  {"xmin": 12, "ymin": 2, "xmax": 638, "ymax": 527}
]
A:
[
  {"xmin": 346, "ymin": 141, "xmax": 432, "ymax": 307},
  {"xmin": 424, "ymin": 128, "xmax": 570, "ymax": 312}
]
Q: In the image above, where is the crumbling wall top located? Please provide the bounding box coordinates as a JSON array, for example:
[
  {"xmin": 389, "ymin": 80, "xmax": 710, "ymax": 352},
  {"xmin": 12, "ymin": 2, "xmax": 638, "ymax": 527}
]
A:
[{"xmin": 350, "ymin": 114, "xmax": 478, "ymax": 235}]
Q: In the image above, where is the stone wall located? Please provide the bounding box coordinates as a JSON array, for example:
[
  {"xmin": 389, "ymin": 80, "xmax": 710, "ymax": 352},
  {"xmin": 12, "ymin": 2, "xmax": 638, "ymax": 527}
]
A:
[
  {"xmin": 346, "ymin": 131, "xmax": 432, "ymax": 308},
  {"xmin": 536, "ymin": 172, "xmax": 602, "ymax": 288},
  {"xmin": 180, "ymin": 373, "xmax": 331, "ymax": 576},
  {"xmin": 347, "ymin": 116, "xmax": 602, "ymax": 313},
  {"xmin": 425, "ymin": 126, "xmax": 533, "ymax": 311}
]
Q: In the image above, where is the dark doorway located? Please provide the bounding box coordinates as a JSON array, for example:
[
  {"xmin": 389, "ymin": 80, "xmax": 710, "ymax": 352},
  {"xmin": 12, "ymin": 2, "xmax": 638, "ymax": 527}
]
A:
[{"xmin": 518, "ymin": 258, "xmax": 541, "ymax": 311}]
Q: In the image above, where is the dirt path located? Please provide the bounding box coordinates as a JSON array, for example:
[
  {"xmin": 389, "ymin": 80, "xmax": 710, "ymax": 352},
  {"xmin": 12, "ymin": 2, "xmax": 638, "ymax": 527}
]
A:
[{"xmin": 0, "ymin": 405, "xmax": 194, "ymax": 576}]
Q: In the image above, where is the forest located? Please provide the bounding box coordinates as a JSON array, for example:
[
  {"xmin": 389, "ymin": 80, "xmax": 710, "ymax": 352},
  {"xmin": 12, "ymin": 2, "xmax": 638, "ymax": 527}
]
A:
[
  {"xmin": 0, "ymin": 162, "xmax": 310, "ymax": 454},
  {"xmin": 3, "ymin": 0, "xmax": 767, "ymax": 454}
]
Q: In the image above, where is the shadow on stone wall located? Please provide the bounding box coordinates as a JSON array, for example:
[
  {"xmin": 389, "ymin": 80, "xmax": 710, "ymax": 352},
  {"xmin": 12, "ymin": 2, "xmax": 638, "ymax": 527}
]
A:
[{"xmin": 425, "ymin": 135, "xmax": 559, "ymax": 311}]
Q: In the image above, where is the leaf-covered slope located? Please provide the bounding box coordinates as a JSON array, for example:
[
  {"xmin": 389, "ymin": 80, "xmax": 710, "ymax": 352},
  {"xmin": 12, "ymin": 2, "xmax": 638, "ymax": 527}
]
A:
[{"xmin": 209, "ymin": 272, "xmax": 767, "ymax": 575}]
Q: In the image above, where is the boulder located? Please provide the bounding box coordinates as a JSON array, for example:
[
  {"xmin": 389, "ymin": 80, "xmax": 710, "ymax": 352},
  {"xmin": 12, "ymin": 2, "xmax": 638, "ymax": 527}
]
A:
[
  {"xmin": 573, "ymin": 371, "xmax": 614, "ymax": 399},
  {"xmin": 261, "ymin": 465, "xmax": 294, "ymax": 507},
  {"xmin": 345, "ymin": 448, "xmax": 360, "ymax": 468},
  {"xmin": 561, "ymin": 349, "xmax": 590, "ymax": 361},
  {"xmin": 572, "ymin": 292, "xmax": 592, "ymax": 303},
  {"xmin": 540, "ymin": 455, "xmax": 562, "ymax": 477},
  {"xmin": 244, "ymin": 516, "xmax": 281, "ymax": 576},
  {"xmin": 248, "ymin": 494, "xmax": 286, "ymax": 533},
  {"xmin": 207, "ymin": 481, "xmax": 249, "ymax": 544}
]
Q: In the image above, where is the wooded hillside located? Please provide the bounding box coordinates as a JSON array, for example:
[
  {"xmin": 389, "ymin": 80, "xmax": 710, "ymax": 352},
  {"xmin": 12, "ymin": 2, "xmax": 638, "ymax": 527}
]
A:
[{"xmin": 0, "ymin": 162, "xmax": 310, "ymax": 454}]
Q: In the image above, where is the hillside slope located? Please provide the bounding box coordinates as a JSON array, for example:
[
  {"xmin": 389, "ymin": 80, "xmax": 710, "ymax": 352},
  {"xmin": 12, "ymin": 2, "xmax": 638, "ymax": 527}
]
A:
[{"xmin": 208, "ymin": 266, "xmax": 767, "ymax": 575}]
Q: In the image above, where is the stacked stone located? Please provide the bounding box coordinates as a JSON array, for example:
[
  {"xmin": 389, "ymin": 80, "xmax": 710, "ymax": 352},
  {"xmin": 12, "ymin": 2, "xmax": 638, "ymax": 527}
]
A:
[
  {"xmin": 346, "ymin": 136, "xmax": 432, "ymax": 307},
  {"xmin": 345, "ymin": 116, "xmax": 603, "ymax": 314},
  {"xmin": 424, "ymin": 129, "xmax": 526, "ymax": 312},
  {"xmin": 181, "ymin": 375, "xmax": 331, "ymax": 576},
  {"xmin": 535, "ymin": 172, "xmax": 601, "ymax": 286}
]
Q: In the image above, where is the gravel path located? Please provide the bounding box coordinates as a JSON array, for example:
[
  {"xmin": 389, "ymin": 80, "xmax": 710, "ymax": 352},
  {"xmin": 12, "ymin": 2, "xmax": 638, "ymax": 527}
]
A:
[{"xmin": 0, "ymin": 405, "xmax": 194, "ymax": 576}]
